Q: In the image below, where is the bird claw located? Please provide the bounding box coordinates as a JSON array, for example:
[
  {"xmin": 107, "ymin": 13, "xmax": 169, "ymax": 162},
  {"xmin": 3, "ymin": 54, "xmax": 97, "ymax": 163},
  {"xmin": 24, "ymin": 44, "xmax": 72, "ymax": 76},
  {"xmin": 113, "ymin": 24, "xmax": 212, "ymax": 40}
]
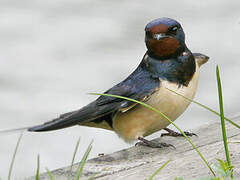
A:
[
  {"xmin": 161, "ymin": 128, "xmax": 198, "ymax": 137},
  {"xmin": 183, "ymin": 131, "xmax": 198, "ymax": 137}
]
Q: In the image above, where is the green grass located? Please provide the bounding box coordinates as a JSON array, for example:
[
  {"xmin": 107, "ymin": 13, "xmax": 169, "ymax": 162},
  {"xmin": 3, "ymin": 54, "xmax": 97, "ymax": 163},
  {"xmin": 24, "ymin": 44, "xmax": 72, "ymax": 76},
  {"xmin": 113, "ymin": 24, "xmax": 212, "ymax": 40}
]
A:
[
  {"xmin": 74, "ymin": 140, "xmax": 93, "ymax": 180},
  {"xmin": 8, "ymin": 133, "xmax": 23, "ymax": 180},
  {"xmin": 146, "ymin": 159, "xmax": 172, "ymax": 180},
  {"xmin": 2, "ymin": 133, "xmax": 92, "ymax": 180},
  {"xmin": 46, "ymin": 168, "xmax": 54, "ymax": 180},
  {"xmin": 216, "ymin": 66, "xmax": 233, "ymax": 178},
  {"xmin": 70, "ymin": 137, "xmax": 81, "ymax": 173},
  {"xmin": 35, "ymin": 154, "xmax": 40, "ymax": 180},
  {"xmin": 175, "ymin": 177, "xmax": 184, "ymax": 180}
]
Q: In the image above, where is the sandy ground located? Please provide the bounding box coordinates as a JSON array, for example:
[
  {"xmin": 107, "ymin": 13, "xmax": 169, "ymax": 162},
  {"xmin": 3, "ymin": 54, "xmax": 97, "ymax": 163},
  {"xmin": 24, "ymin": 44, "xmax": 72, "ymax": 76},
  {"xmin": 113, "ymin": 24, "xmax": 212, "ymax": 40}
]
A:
[{"xmin": 0, "ymin": 0, "xmax": 240, "ymax": 179}]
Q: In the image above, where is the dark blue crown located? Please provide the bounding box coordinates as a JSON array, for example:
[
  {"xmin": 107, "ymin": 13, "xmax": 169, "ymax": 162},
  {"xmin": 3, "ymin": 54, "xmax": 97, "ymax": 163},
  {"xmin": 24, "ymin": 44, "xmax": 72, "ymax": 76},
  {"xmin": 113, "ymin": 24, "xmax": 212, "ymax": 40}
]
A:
[{"xmin": 145, "ymin": 17, "xmax": 180, "ymax": 30}]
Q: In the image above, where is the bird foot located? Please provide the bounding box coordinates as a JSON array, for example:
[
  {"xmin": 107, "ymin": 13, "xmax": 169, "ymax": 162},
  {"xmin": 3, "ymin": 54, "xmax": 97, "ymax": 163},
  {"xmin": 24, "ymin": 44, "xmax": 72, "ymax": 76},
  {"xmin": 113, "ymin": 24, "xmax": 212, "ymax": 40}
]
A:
[
  {"xmin": 135, "ymin": 137, "xmax": 175, "ymax": 149},
  {"xmin": 161, "ymin": 128, "xmax": 197, "ymax": 137}
]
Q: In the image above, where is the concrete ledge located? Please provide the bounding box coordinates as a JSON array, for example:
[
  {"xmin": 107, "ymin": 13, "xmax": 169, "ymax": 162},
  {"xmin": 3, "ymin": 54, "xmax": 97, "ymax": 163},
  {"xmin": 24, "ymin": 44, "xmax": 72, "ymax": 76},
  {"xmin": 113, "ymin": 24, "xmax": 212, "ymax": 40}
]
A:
[{"xmin": 26, "ymin": 119, "xmax": 240, "ymax": 180}]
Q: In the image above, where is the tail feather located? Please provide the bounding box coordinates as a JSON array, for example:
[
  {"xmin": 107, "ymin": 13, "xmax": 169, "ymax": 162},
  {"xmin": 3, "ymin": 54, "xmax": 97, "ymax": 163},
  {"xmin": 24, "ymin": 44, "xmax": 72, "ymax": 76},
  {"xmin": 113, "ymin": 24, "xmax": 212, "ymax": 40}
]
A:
[
  {"xmin": 0, "ymin": 110, "xmax": 83, "ymax": 134},
  {"xmin": 28, "ymin": 117, "xmax": 78, "ymax": 132},
  {"xmin": 28, "ymin": 110, "xmax": 88, "ymax": 132},
  {"xmin": 0, "ymin": 116, "xmax": 80, "ymax": 134},
  {"xmin": 0, "ymin": 126, "xmax": 29, "ymax": 135}
]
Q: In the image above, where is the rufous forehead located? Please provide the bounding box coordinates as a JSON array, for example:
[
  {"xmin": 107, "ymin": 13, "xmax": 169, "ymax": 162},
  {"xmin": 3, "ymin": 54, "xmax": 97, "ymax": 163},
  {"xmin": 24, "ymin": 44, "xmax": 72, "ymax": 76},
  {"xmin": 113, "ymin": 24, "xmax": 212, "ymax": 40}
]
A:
[{"xmin": 149, "ymin": 24, "xmax": 168, "ymax": 34}]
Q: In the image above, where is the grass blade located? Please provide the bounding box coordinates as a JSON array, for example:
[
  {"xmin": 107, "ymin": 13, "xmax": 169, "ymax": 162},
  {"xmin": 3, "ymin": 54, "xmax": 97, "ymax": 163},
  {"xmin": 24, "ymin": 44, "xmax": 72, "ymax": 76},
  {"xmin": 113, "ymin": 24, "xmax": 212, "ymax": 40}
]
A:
[
  {"xmin": 36, "ymin": 155, "xmax": 40, "ymax": 180},
  {"xmin": 216, "ymin": 66, "xmax": 232, "ymax": 174},
  {"xmin": 148, "ymin": 159, "xmax": 171, "ymax": 180},
  {"xmin": 90, "ymin": 93, "xmax": 216, "ymax": 177},
  {"xmin": 174, "ymin": 177, "xmax": 185, "ymax": 180},
  {"xmin": 70, "ymin": 137, "xmax": 81, "ymax": 173},
  {"xmin": 46, "ymin": 168, "xmax": 54, "ymax": 180},
  {"xmin": 166, "ymin": 88, "xmax": 240, "ymax": 129},
  {"xmin": 75, "ymin": 140, "xmax": 93, "ymax": 180},
  {"xmin": 8, "ymin": 133, "xmax": 23, "ymax": 180}
]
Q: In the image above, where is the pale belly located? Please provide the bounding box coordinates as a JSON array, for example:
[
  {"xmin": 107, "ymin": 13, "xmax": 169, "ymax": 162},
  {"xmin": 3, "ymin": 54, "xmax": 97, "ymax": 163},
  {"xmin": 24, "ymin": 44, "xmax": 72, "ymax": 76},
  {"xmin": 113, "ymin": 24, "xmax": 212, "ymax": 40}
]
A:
[{"xmin": 113, "ymin": 65, "xmax": 200, "ymax": 142}]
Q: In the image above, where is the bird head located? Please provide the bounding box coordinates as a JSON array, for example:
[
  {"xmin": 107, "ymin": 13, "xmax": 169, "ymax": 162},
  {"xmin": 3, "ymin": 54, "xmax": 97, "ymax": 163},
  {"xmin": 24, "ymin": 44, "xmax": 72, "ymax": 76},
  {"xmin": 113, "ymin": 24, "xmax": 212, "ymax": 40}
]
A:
[{"xmin": 145, "ymin": 17, "xmax": 186, "ymax": 60}]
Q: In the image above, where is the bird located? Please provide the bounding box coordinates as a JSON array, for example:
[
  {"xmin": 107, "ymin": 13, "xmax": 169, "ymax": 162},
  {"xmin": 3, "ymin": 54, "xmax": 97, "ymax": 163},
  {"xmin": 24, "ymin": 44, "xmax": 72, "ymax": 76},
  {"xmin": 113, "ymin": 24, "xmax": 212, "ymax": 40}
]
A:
[{"xmin": 1, "ymin": 17, "xmax": 209, "ymax": 148}]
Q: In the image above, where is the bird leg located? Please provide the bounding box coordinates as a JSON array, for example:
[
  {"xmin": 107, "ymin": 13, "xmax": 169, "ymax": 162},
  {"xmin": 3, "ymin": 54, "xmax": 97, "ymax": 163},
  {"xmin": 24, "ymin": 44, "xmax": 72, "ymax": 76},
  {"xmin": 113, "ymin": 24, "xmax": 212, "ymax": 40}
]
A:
[
  {"xmin": 161, "ymin": 128, "xmax": 197, "ymax": 137},
  {"xmin": 135, "ymin": 137, "xmax": 175, "ymax": 149}
]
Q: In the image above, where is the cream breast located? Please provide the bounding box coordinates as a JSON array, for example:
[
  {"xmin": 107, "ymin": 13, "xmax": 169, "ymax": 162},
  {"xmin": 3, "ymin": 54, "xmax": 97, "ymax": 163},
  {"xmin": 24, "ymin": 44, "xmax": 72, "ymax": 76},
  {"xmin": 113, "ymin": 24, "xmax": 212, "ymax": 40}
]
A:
[{"xmin": 113, "ymin": 62, "xmax": 200, "ymax": 142}]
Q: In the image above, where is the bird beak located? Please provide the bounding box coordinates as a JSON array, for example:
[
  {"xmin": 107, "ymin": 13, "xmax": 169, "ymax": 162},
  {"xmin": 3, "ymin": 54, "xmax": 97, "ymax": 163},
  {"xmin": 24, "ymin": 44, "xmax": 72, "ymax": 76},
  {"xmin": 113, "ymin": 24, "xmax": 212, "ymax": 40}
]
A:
[
  {"xmin": 193, "ymin": 53, "xmax": 210, "ymax": 67},
  {"xmin": 153, "ymin": 33, "xmax": 168, "ymax": 40}
]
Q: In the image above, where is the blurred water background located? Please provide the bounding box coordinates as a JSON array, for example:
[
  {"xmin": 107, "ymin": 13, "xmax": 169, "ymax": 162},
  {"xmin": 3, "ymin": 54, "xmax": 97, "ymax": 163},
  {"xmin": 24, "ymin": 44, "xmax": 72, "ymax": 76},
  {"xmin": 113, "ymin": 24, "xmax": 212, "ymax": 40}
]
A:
[{"xmin": 0, "ymin": 0, "xmax": 240, "ymax": 179}]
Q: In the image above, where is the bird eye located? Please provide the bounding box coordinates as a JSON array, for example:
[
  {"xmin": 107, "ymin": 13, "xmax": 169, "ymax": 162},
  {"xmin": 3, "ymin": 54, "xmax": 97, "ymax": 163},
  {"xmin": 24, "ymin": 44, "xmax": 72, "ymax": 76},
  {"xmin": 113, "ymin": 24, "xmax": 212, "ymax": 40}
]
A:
[
  {"xmin": 172, "ymin": 26, "xmax": 178, "ymax": 31},
  {"xmin": 168, "ymin": 26, "xmax": 178, "ymax": 35},
  {"xmin": 169, "ymin": 26, "xmax": 178, "ymax": 33}
]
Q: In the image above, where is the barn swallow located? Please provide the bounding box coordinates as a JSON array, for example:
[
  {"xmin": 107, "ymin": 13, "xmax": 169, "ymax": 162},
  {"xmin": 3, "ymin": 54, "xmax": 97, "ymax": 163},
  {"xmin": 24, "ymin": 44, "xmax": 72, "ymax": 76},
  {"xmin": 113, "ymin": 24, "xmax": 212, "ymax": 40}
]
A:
[{"xmin": 2, "ymin": 18, "xmax": 209, "ymax": 147}]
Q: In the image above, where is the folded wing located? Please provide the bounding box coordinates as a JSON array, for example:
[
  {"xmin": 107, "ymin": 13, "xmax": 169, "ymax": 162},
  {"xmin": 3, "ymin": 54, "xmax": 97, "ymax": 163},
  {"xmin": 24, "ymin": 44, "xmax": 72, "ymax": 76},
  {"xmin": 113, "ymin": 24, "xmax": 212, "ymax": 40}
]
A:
[{"xmin": 29, "ymin": 62, "xmax": 160, "ymax": 132}]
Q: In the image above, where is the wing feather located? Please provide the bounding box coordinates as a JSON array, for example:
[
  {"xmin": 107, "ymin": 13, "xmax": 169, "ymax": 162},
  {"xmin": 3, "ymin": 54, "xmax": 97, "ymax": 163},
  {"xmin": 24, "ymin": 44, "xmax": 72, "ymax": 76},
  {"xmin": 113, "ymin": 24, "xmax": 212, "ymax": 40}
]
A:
[{"xmin": 28, "ymin": 60, "xmax": 160, "ymax": 132}]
